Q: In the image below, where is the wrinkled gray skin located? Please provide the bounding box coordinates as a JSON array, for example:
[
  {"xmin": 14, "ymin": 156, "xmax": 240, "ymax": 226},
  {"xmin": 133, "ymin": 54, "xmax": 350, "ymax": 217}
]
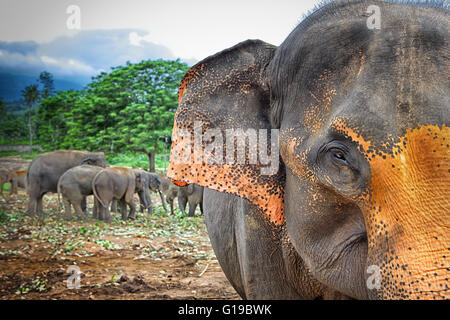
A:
[
  {"xmin": 9, "ymin": 171, "xmax": 27, "ymax": 195},
  {"xmin": 176, "ymin": 0, "xmax": 449, "ymax": 300},
  {"xmin": 26, "ymin": 150, "xmax": 108, "ymax": 215},
  {"xmin": 57, "ymin": 165, "xmax": 103, "ymax": 219},
  {"xmin": 92, "ymin": 166, "xmax": 139, "ymax": 222},
  {"xmin": 178, "ymin": 184, "xmax": 204, "ymax": 217},
  {"xmin": 110, "ymin": 170, "xmax": 164, "ymax": 215},
  {"xmin": 159, "ymin": 177, "xmax": 180, "ymax": 215},
  {"xmin": 133, "ymin": 169, "xmax": 164, "ymax": 215}
]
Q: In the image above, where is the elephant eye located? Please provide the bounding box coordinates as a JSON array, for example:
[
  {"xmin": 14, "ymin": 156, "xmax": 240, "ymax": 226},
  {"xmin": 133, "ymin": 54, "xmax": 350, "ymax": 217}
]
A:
[{"xmin": 331, "ymin": 149, "xmax": 348, "ymax": 165}]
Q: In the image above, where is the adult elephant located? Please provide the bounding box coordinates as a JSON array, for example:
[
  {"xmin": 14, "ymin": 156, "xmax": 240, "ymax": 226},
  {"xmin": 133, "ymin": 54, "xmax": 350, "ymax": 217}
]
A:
[
  {"xmin": 26, "ymin": 150, "xmax": 108, "ymax": 215},
  {"xmin": 92, "ymin": 166, "xmax": 139, "ymax": 222},
  {"xmin": 168, "ymin": 1, "xmax": 449, "ymax": 299}
]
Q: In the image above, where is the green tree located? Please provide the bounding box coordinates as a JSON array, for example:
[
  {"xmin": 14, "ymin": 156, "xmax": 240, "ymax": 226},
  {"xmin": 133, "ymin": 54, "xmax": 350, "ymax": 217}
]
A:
[
  {"xmin": 109, "ymin": 60, "xmax": 188, "ymax": 171},
  {"xmin": 33, "ymin": 59, "xmax": 189, "ymax": 168},
  {"xmin": 36, "ymin": 90, "xmax": 81, "ymax": 149},
  {"xmin": 0, "ymin": 98, "xmax": 5, "ymax": 118},
  {"xmin": 21, "ymin": 85, "xmax": 40, "ymax": 152},
  {"xmin": 38, "ymin": 71, "xmax": 55, "ymax": 99}
]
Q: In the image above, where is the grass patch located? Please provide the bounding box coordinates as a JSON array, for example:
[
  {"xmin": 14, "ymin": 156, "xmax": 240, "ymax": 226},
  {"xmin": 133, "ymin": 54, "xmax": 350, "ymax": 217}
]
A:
[{"xmin": 106, "ymin": 152, "xmax": 169, "ymax": 172}]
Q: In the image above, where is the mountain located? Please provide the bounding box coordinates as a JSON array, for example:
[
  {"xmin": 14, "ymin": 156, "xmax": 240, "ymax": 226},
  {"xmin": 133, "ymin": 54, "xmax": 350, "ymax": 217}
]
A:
[{"xmin": 0, "ymin": 72, "xmax": 87, "ymax": 102}]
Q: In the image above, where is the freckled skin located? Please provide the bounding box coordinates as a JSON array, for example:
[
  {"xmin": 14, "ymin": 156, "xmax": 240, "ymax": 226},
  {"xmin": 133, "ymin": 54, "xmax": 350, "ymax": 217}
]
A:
[{"xmin": 169, "ymin": 0, "xmax": 449, "ymax": 299}]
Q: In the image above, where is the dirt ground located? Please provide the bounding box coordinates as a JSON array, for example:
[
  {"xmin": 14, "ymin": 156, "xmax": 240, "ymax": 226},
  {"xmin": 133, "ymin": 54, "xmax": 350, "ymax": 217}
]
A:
[{"xmin": 0, "ymin": 157, "xmax": 240, "ymax": 300}]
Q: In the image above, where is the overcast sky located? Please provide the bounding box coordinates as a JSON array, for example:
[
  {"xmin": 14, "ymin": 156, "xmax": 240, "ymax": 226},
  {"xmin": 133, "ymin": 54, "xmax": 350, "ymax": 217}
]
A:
[{"xmin": 0, "ymin": 0, "xmax": 320, "ymax": 61}]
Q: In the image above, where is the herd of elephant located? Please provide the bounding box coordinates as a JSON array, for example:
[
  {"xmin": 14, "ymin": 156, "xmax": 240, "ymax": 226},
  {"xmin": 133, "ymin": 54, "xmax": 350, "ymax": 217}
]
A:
[{"xmin": 0, "ymin": 150, "xmax": 203, "ymax": 221}]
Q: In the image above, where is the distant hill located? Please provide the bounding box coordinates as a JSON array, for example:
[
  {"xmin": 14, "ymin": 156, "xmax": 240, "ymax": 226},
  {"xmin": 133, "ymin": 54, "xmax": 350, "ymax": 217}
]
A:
[{"xmin": 0, "ymin": 72, "xmax": 88, "ymax": 102}]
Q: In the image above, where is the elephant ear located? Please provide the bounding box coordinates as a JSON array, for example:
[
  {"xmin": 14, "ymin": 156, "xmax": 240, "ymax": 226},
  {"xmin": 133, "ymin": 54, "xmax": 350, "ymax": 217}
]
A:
[
  {"xmin": 80, "ymin": 157, "xmax": 94, "ymax": 165},
  {"xmin": 168, "ymin": 40, "xmax": 286, "ymax": 225}
]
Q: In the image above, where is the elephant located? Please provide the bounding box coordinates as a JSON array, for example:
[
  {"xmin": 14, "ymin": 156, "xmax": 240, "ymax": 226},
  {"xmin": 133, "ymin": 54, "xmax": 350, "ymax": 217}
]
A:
[
  {"xmin": 167, "ymin": 1, "xmax": 449, "ymax": 300},
  {"xmin": 0, "ymin": 168, "xmax": 10, "ymax": 197},
  {"xmin": 159, "ymin": 177, "xmax": 181, "ymax": 215},
  {"xmin": 26, "ymin": 150, "xmax": 108, "ymax": 215},
  {"xmin": 92, "ymin": 166, "xmax": 139, "ymax": 222},
  {"xmin": 177, "ymin": 184, "xmax": 204, "ymax": 217},
  {"xmin": 132, "ymin": 169, "xmax": 165, "ymax": 215},
  {"xmin": 57, "ymin": 165, "xmax": 103, "ymax": 219},
  {"xmin": 9, "ymin": 170, "xmax": 27, "ymax": 195}
]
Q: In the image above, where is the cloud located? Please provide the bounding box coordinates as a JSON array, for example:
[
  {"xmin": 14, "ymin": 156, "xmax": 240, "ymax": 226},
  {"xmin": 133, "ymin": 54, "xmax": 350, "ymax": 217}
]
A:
[{"xmin": 0, "ymin": 29, "xmax": 191, "ymax": 80}]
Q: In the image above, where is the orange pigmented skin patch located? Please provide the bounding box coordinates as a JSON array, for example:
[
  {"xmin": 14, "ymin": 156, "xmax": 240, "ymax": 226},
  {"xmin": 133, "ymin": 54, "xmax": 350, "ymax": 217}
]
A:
[
  {"xmin": 172, "ymin": 180, "xmax": 188, "ymax": 187},
  {"xmin": 336, "ymin": 122, "xmax": 450, "ymax": 299},
  {"xmin": 168, "ymin": 121, "xmax": 285, "ymax": 225}
]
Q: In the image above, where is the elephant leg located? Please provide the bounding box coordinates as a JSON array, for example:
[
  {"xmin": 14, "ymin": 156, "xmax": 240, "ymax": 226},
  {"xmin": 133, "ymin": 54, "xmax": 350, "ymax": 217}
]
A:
[
  {"xmin": 200, "ymin": 201, "xmax": 204, "ymax": 215},
  {"xmin": 169, "ymin": 199, "xmax": 174, "ymax": 215},
  {"xmin": 187, "ymin": 200, "xmax": 196, "ymax": 217},
  {"xmin": 110, "ymin": 200, "xmax": 117, "ymax": 213},
  {"xmin": 36, "ymin": 194, "xmax": 44, "ymax": 216},
  {"xmin": 103, "ymin": 205, "xmax": 113, "ymax": 223},
  {"xmin": 137, "ymin": 192, "xmax": 145, "ymax": 213},
  {"xmin": 178, "ymin": 192, "xmax": 187, "ymax": 213},
  {"xmin": 98, "ymin": 205, "xmax": 105, "ymax": 221},
  {"xmin": 92, "ymin": 198, "xmax": 98, "ymax": 219},
  {"xmin": 120, "ymin": 199, "xmax": 128, "ymax": 220},
  {"xmin": 127, "ymin": 201, "xmax": 136, "ymax": 220},
  {"xmin": 81, "ymin": 197, "xmax": 87, "ymax": 214},
  {"xmin": 73, "ymin": 201, "xmax": 85, "ymax": 220},
  {"xmin": 27, "ymin": 188, "xmax": 39, "ymax": 215},
  {"xmin": 63, "ymin": 198, "xmax": 72, "ymax": 220}
]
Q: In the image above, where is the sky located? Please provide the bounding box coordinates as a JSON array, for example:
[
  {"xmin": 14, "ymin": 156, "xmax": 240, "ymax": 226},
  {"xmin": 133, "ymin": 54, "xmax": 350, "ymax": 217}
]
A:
[{"xmin": 0, "ymin": 0, "xmax": 320, "ymax": 84}]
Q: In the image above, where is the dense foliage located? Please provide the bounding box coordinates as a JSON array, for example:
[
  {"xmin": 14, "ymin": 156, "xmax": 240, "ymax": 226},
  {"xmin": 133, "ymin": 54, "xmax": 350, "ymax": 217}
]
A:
[{"xmin": 0, "ymin": 60, "xmax": 189, "ymax": 170}]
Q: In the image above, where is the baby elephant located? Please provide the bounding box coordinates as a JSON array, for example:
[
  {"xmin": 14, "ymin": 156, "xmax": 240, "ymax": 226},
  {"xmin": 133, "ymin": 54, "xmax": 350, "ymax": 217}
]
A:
[
  {"xmin": 133, "ymin": 169, "xmax": 162, "ymax": 215},
  {"xmin": 178, "ymin": 184, "xmax": 204, "ymax": 217},
  {"xmin": 9, "ymin": 170, "xmax": 27, "ymax": 195},
  {"xmin": 57, "ymin": 165, "xmax": 103, "ymax": 219},
  {"xmin": 160, "ymin": 177, "xmax": 180, "ymax": 215},
  {"xmin": 93, "ymin": 166, "xmax": 139, "ymax": 222}
]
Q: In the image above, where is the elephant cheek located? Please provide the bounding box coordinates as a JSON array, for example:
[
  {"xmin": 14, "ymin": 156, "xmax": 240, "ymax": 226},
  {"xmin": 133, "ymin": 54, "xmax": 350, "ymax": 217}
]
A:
[{"xmin": 363, "ymin": 125, "xmax": 449, "ymax": 300}]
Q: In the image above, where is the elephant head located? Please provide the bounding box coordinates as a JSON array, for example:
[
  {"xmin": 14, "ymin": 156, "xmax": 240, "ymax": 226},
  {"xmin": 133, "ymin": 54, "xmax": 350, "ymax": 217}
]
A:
[
  {"xmin": 168, "ymin": 1, "xmax": 449, "ymax": 299},
  {"xmin": 80, "ymin": 152, "xmax": 108, "ymax": 168}
]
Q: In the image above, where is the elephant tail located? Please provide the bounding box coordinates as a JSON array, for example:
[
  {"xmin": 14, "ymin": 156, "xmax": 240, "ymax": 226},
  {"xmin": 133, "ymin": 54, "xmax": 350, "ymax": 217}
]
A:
[
  {"xmin": 92, "ymin": 171, "xmax": 107, "ymax": 209},
  {"xmin": 57, "ymin": 179, "xmax": 62, "ymax": 213}
]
